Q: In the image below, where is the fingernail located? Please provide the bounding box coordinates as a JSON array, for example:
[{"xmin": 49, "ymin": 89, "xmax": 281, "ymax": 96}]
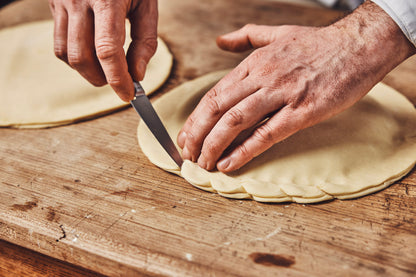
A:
[
  {"xmin": 137, "ymin": 59, "xmax": 147, "ymax": 81},
  {"xmin": 177, "ymin": 131, "xmax": 187, "ymax": 148},
  {"xmin": 217, "ymin": 157, "xmax": 231, "ymax": 171}
]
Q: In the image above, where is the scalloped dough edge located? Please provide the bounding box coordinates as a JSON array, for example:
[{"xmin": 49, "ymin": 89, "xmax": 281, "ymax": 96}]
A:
[{"xmin": 137, "ymin": 70, "xmax": 416, "ymax": 203}]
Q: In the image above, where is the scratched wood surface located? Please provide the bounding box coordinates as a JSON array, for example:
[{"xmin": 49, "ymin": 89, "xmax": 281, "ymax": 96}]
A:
[
  {"xmin": 0, "ymin": 239, "xmax": 105, "ymax": 277},
  {"xmin": 0, "ymin": 0, "xmax": 415, "ymax": 276}
]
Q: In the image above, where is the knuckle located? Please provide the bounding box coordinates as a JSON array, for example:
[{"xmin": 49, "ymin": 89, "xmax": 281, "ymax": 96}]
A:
[
  {"xmin": 224, "ymin": 108, "xmax": 245, "ymax": 128},
  {"xmin": 54, "ymin": 43, "xmax": 67, "ymax": 60},
  {"xmin": 107, "ymin": 76, "xmax": 124, "ymax": 88},
  {"xmin": 206, "ymin": 99, "xmax": 221, "ymax": 117},
  {"xmin": 184, "ymin": 115, "xmax": 195, "ymax": 130},
  {"xmin": 140, "ymin": 37, "xmax": 158, "ymax": 55},
  {"xmin": 202, "ymin": 139, "xmax": 220, "ymax": 155},
  {"xmin": 185, "ymin": 130, "xmax": 197, "ymax": 145},
  {"xmin": 65, "ymin": 0, "xmax": 84, "ymax": 11},
  {"xmin": 207, "ymin": 86, "xmax": 219, "ymax": 98},
  {"xmin": 236, "ymin": 144, "xmax": 252, "ymax": 160},
  {"xmin": 67, "ymin": 50, "xmax": 85, "ymax": 68},
  {"xmin": 92, "ymin": 0, "xmax": 111, "ymax": 12},
  {"xmin": 204, "ymin": 89, "xmax": 222, "ymax": 116},
  {"xmin": 96, "ymin": 41, "xmax": 119, "ymax": 61},
  {"xmin": 234, "ymin": 66, "xmax": 249, "ymax": 79},
  {"xmin": 253, "ymin": 124, "xmax": 275, "ymax": 144}
]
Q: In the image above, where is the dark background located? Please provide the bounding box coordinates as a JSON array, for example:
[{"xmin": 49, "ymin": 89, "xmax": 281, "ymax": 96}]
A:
[{"xmin": 0, "ymin": 0, "xmax": 17, "ymax": 8}]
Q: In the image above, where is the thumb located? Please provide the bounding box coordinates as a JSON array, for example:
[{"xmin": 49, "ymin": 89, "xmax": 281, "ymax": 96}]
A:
[
  {"xmin": 127, "ymin": 0, "xmax": 158, "ymax": 81},
  {"xmin": 216, "ymin": 24, "xmax": 278, "ymax": 52}
]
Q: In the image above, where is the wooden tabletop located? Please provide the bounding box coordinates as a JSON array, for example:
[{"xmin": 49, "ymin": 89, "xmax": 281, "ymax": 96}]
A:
[{"xmin": 1, "ymin": 0, "xmax": 415, "ymax": 276}]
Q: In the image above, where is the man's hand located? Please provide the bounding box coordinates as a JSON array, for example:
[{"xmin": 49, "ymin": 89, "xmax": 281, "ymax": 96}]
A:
[
  {"xmin": 177, "ymin": 1, "xmax": 415, "ymax": 173},
  {"xmin": 48, "ymin": 0, "xmax": 158, "ymax": 101}
]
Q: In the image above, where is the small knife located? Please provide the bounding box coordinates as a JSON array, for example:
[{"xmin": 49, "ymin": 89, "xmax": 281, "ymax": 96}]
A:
[{"xmin": 130, "ymin": 81, "xmax": 183, "ymax": 168}]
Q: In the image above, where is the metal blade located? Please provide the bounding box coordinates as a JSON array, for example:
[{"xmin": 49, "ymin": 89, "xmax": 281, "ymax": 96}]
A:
[{"xmin": 130, "ymin": 81, "xmax": 183, "ymax": 167}]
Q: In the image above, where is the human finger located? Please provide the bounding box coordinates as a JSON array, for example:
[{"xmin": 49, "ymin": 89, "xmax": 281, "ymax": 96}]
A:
[
  {"xmin": 216, "ymin": 24, "xmax": 278, "ymax": 52},
  {"xmin": 197, "ymin": 87, "xmax": 286, "ymax": 170},
  {"xmin": 93, "ymin": 2, "xmax": 134, "ymax": 101},
  {"xmin": 50, "ymin": 1, "xmax": 69, "ymax": 64},
  {"xmin": 178, "ymin": 66, "xmax": 258, "ymax": 162},
  {"xmin": 216, "ymin": 106, "xmax": 304, "ymax": 172},
  {"xmin": 127, "ymin": 0, "xmax": 158, "ymax": 81},
  {"xmin": 67, "ymin": 3, "xmax": 106, "ymax": 86}
]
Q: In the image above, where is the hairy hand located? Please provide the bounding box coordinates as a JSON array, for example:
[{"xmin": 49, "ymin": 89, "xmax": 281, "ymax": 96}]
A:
[
  {"xmin": 177, "ymin": 2, "xmax": 415, "ymax": 172},
  {"xmin": 48, "ymin": 0, "xmax": 158, "ymax": 101}
]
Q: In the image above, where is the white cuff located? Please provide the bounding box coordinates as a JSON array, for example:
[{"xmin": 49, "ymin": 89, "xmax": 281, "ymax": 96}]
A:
[{"xmin": 371, "ymin": 0, "xmax": 416, "ymax": 47}]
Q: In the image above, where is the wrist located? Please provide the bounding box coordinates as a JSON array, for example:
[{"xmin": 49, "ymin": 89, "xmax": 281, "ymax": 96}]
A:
[{"xmin": 326, "ymin": 1, "xmax": 415, "ymax": 84}]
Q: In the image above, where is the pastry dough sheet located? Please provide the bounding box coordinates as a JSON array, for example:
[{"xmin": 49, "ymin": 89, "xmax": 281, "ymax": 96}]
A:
[
  {"xmin": 137, "ymin": 70, "xmax": 416, "ymax": 203},
  {"xmin": 0, "ymin": 20, "xmax": 172, "ymax": 128}
]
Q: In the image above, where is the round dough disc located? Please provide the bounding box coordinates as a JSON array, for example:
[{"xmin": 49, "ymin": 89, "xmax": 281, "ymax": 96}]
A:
[
  {"xmin": 137, "ymin": 70, "xmax": 416, "ymax": 203},
  {"xmin": 0, "ymin": 20, "xmax": 172, "ymax": 128}
]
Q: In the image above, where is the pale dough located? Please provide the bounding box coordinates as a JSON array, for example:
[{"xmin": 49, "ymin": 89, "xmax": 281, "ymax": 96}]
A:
[
  {"xmin": 137, "ymin": 71, "xmax": 416, "ymax": 203},
  {"xmin": 0, "ymin": 20, "xmax": 172, "ymax": 128}
]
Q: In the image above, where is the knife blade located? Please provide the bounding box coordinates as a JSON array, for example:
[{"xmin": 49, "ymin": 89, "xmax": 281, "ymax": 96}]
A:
[{"xmin": 130, "ymin": 81, "xmax": 183, "ymax": 168}]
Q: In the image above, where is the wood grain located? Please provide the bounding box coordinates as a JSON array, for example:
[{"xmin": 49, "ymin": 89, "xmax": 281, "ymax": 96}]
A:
[
  {"xmin": 0, "ymin": 0, "xmax": 415, "ymax": 276},
  {"xmin": 0, "ymin": 239, "xmax": 105, "ymax": 277}
]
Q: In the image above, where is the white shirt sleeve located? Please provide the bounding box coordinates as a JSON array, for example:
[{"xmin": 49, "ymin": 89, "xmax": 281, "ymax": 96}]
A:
[{"xmin": 371, "ymin": 0, "xmax": 416, "ymax": 47}]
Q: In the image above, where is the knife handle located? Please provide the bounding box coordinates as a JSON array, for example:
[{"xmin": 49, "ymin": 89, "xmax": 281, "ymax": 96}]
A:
[{"xmin": 133, "ymin": 81, "xmax": 145, "ymax": 98}]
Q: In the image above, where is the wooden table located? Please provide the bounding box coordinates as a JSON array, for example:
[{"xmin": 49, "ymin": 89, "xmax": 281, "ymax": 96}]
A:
[{"xmin": 1, "ymin": 0, "xmax": 415, "ymax": 276}]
